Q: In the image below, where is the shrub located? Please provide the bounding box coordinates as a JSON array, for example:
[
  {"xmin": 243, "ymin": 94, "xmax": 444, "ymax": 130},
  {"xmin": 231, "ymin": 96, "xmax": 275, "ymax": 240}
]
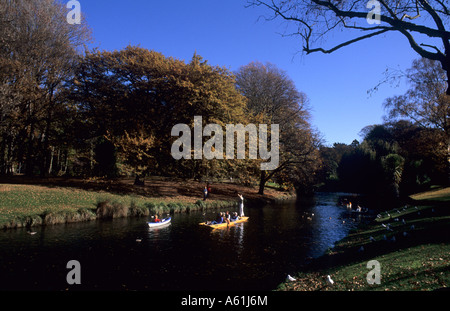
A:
[{"xmin": 96, "ymin": 201, "xmax": 129, "ymax": 219}]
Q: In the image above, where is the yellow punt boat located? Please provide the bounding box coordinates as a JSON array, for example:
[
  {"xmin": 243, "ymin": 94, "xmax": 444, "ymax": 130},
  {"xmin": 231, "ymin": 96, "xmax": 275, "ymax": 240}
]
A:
[{"xmin": 199, "ymin": 216, "xmax": 249, "ymax": 229}]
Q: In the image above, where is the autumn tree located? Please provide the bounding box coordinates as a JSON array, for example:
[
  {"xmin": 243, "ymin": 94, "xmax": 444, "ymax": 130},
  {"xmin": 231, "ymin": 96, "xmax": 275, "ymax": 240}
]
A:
[
  {"xmin": 249, "ymin": 0, "xmax": 450, "ymax": 94},
  {"xmin": 383, "ymin": 58, "xmax": 450, "ymax": 183},
  {"xmin": 0, "ymin": 0, "xmax": 90, "ymax": 175},
  {"xmin": 109, "ymin": 130, "xmax": 156, "ymax": 185},
  {"xmin": 235, "ymin": 61, "xmax": 321, "ymax": 194},
  {"xmin": 68, "ymin": 47, "xmax": 252, "ymax": 180}
]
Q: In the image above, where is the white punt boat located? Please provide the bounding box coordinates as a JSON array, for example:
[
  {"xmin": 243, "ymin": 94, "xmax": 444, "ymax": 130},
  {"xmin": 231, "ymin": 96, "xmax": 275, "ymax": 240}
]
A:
[{"xmin": 147, "ymin": 217, "xmax": 171, "ymax": 228}]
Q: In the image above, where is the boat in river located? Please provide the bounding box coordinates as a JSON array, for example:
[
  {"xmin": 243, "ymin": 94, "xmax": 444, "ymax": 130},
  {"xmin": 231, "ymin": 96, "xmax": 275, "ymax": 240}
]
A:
[
  {"xmin": 199, "ymin": 217, "xmax": 249, "ymax": 229},
  {"xmin": 147, "ymin": 217, "xmax": 171, "ymax": 228}
]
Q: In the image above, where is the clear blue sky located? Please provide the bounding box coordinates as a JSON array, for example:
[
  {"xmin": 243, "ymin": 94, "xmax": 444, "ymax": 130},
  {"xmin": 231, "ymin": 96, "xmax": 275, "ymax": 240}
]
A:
[{"xmin": 78, "ymin": 0, "xmax": 420, "ymax": 145}]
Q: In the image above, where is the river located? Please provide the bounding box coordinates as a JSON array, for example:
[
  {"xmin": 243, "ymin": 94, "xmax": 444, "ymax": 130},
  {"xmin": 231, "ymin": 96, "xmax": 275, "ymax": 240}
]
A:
[{"xmin": 0, "ymin": 192, "xmax": 372, "ymax": 291}]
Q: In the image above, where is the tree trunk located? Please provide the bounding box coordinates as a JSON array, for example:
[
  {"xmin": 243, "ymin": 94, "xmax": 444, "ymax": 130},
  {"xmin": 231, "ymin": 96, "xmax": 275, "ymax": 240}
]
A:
[
  {"xmin": 25, "ymin": 122, "xmax": 35, "ymax": 176},
  {"xmin": 134, "ymin": 174, "xmax": 145, "ymax": 186},
  {"xmin": 258, "ymin": 170, "xmax": 267, "ymax": 195},
  {"xmin": 447, "ymin": 138, "xmax": 450, "ymax": 185},
  {"xmin": 48, "ymin": 146, "xmax": 54, "ymax": 175}
]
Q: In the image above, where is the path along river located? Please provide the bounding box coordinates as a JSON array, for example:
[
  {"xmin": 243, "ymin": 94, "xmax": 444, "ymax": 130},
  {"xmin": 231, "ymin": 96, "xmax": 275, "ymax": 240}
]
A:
[{"xmin": 0, "ymin": 192, "xmax": 371, "ymax": 291}]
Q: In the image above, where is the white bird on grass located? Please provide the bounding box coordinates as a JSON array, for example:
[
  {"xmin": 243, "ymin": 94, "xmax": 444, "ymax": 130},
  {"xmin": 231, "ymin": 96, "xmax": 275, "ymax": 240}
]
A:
[
  {"xmin": 286, "ymin": 275, "xmax": 296, "ymax": 282},
  {"xmin": 369, "ymin": 236, "xmax": 376, "ymax": 242},
  {"xmin": 326, "ymin": 275, "xmax": 334, "ymax": 286}
]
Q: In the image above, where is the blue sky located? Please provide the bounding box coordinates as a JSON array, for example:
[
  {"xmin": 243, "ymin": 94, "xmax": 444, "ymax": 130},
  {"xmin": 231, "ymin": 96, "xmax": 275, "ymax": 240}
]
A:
[{"xmin": 78, "ymin": 0, "xmax": 420, "ymax": 145}]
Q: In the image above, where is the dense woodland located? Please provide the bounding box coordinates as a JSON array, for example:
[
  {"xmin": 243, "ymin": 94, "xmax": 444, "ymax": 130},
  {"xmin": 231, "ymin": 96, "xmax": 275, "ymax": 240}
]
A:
[
  {"xmin": 0, "ymin": 0, "xmax": 448, "ymax": 198},
  {"xmin": 0, "ymin": 0, "xmax": 320, "ymax": 195}
]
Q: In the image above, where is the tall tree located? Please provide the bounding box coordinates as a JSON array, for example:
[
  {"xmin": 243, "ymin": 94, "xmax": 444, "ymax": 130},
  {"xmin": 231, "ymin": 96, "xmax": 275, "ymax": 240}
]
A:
[
  {"xmin": 383, "ymin": 58, "xmax": 450, "ymax": 183},
  {"xmin": 0, "ymin": 0, "xmax": 90, "ymax": 175},
  {"xmin": 235, "ymin": 61, "xmax": 320, "ymax": 194},
  {"xmin": 68, "ymin": 47, "xmax": 252, "ymax": 180},
  {"xmin": 249, "ymin": 0, "xmax": 450, "ymax": 94}
]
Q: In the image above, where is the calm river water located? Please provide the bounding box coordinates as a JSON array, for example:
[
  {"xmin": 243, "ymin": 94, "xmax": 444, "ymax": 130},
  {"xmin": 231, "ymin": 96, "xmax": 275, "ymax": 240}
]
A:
[{"xmin": 0, "ymin": 192, "xmax": 372, "ymax": 291}]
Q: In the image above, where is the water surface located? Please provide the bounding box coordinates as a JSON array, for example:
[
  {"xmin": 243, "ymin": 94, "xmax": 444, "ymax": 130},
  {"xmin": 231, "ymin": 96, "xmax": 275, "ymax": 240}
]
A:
[{"xmin": 0, "ymin": 192, "xmax": 370, "ymax": 291}]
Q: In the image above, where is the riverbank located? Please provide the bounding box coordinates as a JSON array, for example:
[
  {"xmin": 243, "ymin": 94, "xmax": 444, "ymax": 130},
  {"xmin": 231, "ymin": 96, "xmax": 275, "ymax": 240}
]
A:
[
  {"xmin": 277, "ymin": 187, "xmax": 450, "ymax": 291},
  {"xmin": 0, "ymin": 176, "xmax": 295, "ymax": 230}
]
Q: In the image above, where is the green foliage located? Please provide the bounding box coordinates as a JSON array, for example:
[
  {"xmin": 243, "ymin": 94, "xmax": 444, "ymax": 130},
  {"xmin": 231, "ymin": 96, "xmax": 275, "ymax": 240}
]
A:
[{"xmin": 320, "ymin": 120, "xmax": 447, "ymax": 197}]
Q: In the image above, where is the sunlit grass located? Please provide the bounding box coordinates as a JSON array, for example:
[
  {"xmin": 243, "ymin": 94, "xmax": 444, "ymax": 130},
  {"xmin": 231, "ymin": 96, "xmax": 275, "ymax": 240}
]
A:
[
  {"xmin": 280, "ymin": 243, "xmax": 450, "ymax": 291},
  {"xmin": 0, "ymin": 183, "xmax": 234, "ymax": 227},
  {"xmin": 277, "ymin": 187, "xmax": 450, "ymax": 291},
  {"xmin": 410, "ymin": 186, "xmax": 450, "ymax": 202}
]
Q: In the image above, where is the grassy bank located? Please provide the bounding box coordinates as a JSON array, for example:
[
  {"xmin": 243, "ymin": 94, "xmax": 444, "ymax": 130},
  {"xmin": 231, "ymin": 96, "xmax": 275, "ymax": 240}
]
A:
[
  {"xmin": 0, "ymin": 184, "xmax": 236, "ymax": 229},
  {"xmin": 0, "ymin": 177, "xmax": 294, "ymax": 229},
  {"xmin": 409, "ymin": 186, "xmax": 450, "ymax": 203},
  {"xmin": 278, "ymin": 187, "xmax": 450, "ymax": 291}
]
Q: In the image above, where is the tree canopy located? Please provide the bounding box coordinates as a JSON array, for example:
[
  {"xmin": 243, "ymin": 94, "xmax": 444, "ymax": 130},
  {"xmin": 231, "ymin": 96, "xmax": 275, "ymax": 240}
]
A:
[{"xmin": 235, "ymin": 61, "xmax": 321, "ymax": 194}]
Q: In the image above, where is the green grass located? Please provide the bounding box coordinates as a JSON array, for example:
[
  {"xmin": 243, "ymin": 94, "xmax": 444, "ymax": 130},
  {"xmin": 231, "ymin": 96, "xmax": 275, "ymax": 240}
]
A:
[
  {"xmin": 281, "ymin": 243, "xmax": 450, "ymax": 291},
  {"xmin": 0, "ymin": 184, "xmax": 234, "ymax": 228},
  {"xmin": 277, "ymin": 187, "xmax": 450, "ymax": 291}
]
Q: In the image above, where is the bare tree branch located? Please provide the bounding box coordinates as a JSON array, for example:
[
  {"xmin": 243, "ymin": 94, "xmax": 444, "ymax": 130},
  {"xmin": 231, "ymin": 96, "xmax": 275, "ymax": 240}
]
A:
[
  {"xmin": 304, "ymin": 28, "xmax": 391, "ymax": 54},
  {"xmin": 248, "ymin": 0, "xmax": 450, "ymax": 93}
]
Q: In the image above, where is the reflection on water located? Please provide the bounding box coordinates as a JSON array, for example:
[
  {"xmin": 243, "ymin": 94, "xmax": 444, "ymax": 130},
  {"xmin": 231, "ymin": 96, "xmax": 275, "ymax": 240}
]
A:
[{"xmin": 0, "ymin": 192, "xmax": 371, "ymax": 291}]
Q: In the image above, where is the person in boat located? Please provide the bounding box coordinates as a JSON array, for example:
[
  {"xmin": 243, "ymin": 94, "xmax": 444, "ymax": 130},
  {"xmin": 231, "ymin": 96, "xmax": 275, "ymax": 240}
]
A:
[
  {"xmin": 238, "ymin": 193, "xmax": 245, "ymax": 217},
  {"xmin": 224, "ymin": 211, "xmax": 231, "ymax": 224},
  {"xmin": 231, "ymin": 212, "xmax": 239, "ymax": 222},
  {"xmin": 154, "ymin": 214, "xmax": 161, "ymax": 223},
  {"xmin": 211, "ymin": 212, "xmax": 224, "ymax": 225}
]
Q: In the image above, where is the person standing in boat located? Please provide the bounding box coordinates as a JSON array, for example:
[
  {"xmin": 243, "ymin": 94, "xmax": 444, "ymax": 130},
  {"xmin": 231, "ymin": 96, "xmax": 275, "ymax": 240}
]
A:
[{"xmin": 238, "ymin": 193, "xmax": 244, "ymax": 217}]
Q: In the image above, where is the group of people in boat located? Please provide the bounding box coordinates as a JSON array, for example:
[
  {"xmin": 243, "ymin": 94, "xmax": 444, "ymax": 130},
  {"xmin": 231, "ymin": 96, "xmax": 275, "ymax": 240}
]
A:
[
  {"xmin": 205, "ymin": 193, "xmax": 245, "ymax": 225},
  {"xmin": 206, "ymin": 211, "xmax": 242, "ymax": 225}
]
